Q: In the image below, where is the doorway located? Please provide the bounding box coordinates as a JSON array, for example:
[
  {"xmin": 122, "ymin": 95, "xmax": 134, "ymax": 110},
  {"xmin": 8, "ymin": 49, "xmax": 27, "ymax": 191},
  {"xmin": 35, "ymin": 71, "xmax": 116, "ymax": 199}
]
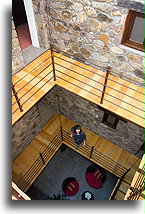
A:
[{"xmin": 12, "ymin": 0, "xmax": 32, "ymax": 50}]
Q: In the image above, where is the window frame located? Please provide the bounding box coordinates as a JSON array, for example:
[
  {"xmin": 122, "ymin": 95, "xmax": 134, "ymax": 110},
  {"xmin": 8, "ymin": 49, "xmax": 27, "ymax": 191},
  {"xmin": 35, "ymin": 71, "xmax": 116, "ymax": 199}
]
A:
[
  {"xmin": 102, "ymin": 112, "xmax": 119, "ymax": 129},
  {"xmin": 121, "ymin": 10, "xmax": 144, "ymax": 52}
]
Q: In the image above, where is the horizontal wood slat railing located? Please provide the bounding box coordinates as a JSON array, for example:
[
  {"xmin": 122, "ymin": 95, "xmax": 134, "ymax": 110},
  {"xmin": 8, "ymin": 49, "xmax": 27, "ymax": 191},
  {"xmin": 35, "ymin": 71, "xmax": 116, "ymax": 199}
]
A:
[
  {"xmin": 62, "ymin": 130, "xmax": 128, "ymax": 178},
  {"xmin": 127, "ymin": 166, "xmax": 144, "ymax": 200},
  {"xmin": 12, "ymin": 49, "xmax": 144, "ymax": 127},
  {"xmin": 17, "ymin": 132, "xmax": 62, "ymax": 192},
  {"xmin": 16, "ymin": 128, "xmax": 130, "ymax": 193}
]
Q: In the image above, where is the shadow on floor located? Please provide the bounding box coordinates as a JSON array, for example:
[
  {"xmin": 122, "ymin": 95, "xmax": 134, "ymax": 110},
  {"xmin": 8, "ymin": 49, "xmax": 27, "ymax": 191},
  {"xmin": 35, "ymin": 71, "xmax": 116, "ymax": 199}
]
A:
[{"xmin": 26, "ymin": 147, "xmax": 118, "ymax": 200}]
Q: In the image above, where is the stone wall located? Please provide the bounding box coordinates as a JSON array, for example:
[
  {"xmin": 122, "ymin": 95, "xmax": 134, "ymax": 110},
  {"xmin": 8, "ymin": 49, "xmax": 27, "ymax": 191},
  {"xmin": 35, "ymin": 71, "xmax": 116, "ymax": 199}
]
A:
[
  {"xmin": 12, "ymin": 87, "xmax": 58, "ymax": 161},
  {"xmin": 12, "ymin": 105, "xmax": 42, "ymax": 161},
  {"xmin": 56, "ymin": 86, "xmax": 143, "ymax": 155},
  {"xmin": 32, "ymin": 0, "xmax": 50, "ymax": 49},
  {"xmin": 47, "ymin": 0, "xmax": 144, "ymax": 86},
  {"xmin": 12, "ymin": 20, "xmax": 25, "ymax": 75},
  {"xmin": 117, "ymin": 0, "xmax": 144, "ymax": 12},
  {"xmin": 12, "ymin": 84, "xmax": 143, "ymax": 160},
  {"xmin": 12, "ymin": 0, "xmax": 144, "ymax": 81}
]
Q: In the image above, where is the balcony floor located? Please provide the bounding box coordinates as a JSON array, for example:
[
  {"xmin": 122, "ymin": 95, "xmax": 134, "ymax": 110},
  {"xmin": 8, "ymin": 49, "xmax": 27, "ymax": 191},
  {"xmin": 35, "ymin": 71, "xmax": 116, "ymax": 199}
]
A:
[{"xmin": 12, "ymin": 50, "xmax": 144, "ymax": 127}]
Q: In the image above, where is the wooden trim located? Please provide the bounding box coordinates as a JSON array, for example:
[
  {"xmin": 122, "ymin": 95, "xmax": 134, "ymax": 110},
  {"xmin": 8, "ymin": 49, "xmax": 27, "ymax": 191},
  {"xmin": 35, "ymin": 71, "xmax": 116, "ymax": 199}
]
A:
[
  {"xmin": 12, "ymin": 182, "xmax": 31, "ymax": 200},
  {"xmin": 121, "ymin": 10, "xmax": 144, "ymax": 52}
]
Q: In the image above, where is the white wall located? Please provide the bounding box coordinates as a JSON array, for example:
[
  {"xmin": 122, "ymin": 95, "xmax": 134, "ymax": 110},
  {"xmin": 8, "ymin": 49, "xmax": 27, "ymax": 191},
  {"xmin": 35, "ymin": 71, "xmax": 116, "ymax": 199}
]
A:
[{"xmin": 23, "ymin": 0, "xmax": 40, "ymax": 48}]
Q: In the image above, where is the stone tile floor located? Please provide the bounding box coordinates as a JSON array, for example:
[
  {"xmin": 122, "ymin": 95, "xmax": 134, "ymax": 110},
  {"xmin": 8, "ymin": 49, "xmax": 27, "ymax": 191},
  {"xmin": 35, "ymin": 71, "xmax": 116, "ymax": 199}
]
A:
[
  {"xmin": 16, "ymin": 24, "xmax": 32, "ymax": 50},
  {"xmin": 22, "ymin": 45, "xmax": 46, "ymax": 66},
  {"xmin": 26, "ymin": 147, "xmax": 118, "ymax": 200}
]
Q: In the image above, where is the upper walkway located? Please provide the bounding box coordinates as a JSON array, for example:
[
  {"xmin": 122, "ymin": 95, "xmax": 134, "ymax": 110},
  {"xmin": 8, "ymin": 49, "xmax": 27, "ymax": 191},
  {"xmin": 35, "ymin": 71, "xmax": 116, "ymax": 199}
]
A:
[{"xmin": 12, "ymin": 49, "xmax": 144, "ymax": 127}]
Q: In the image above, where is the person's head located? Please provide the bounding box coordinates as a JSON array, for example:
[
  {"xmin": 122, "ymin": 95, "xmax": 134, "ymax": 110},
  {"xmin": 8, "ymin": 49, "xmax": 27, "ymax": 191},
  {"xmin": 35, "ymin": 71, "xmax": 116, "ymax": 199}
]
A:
[{"xmin": 74, "ymin": 125, "xmax": 82, "ymax": 134}]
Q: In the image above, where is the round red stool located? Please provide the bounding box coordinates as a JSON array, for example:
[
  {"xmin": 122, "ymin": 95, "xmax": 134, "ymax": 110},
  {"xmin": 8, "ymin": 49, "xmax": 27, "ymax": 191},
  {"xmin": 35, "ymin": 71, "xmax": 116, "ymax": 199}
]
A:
[
  {"xmin": 62, "ymin": 177, "xmax": 79, "ymax": 196},
  {"xmin": 85, "ymin": 164, "xmax": 106, "ymax": 189}
]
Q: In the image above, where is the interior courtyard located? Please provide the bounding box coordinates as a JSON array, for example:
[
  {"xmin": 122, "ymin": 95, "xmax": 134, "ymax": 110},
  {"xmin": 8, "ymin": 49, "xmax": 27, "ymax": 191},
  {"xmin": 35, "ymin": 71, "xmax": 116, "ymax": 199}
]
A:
[{"xmin": 12, "ymin": 0, "xmax": 144, "ymax": 202}]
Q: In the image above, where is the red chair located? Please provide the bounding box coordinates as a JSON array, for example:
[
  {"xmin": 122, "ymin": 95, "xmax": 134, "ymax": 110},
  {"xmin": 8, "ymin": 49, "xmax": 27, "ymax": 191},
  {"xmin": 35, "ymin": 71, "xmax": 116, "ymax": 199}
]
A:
[
  {"xmin": 86, "ymin": 164, "xmax": 106, "ymax": 189},
  {"xmin": 62, "ymin": 177, "xmax": 79, "ymax": 196}
]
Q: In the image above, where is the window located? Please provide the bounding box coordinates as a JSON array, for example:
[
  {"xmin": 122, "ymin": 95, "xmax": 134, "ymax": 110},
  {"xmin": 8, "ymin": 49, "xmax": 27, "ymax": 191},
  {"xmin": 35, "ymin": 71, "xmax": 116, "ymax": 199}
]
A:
[
  {"xmin": 102, "ymin": 112, "xmax": 119, "ymax": 129},
  {"xmin": 121, "ymin": 10, "xmax": 144, "ymax": 52}
]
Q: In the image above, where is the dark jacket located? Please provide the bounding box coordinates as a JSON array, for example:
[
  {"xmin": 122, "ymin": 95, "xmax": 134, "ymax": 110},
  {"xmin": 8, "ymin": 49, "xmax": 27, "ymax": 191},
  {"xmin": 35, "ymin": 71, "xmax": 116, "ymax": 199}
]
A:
[{"xmin": 71, "ymin": 127, "xmax": 86, "ymax": 144}]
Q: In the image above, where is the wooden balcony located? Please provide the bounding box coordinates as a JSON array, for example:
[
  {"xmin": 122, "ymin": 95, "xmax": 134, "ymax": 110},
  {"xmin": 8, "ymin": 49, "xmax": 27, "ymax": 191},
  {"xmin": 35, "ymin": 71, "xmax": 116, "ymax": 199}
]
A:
[
  {"xmin": 12, "ymin": 50, "xmax": 144, "ymax": 127},
  {"xmin": 12, "ymin": 114, "xmax": 140, "ymax": 195}
]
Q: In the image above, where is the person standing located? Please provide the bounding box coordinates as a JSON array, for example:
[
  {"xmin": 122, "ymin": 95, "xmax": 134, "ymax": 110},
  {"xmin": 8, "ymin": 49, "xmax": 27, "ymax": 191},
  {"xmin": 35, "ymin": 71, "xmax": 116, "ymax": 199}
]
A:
[{"xmin": 70, "ymin": 125, "xmax": 86, "ymax": 149}]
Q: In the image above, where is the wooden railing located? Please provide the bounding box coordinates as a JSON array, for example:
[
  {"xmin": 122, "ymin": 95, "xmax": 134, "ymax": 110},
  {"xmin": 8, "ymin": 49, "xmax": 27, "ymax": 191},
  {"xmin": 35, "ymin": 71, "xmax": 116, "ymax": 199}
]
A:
[
  {"xmin": 17, "ymin": 131, "xmax": 62, "ymax": 192},
  {"xmin": 109, "ymin": 169, "xmax": 131, "ymax": 200},
  {"xmin": 62, "ymin": 129, "xmax": 128, "ymax": 178},
  {"xmin": 16, "ymin": 128, "xmax": 129, "ymax": 193},
  {"xmin": 127, "ymin": 167, "xmax": 144, "ymax": 200},
  {"xmin": 12, "ymin": 48, "xmax": 144, "ymax": 125},
  {"xmin": 54, "ymin": 51, "xmax": 144, "ymax": 122},
  {"xmin": 12, "ymin": 54, "xmax": 53, "ymax": 115}
]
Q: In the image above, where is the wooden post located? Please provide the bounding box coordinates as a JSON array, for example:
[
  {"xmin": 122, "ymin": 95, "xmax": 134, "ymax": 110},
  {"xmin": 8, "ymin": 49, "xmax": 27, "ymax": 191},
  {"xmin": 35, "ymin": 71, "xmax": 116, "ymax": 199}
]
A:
[
  {"xmin": 39, "ymin": 153, "xmax": 45, "ymax": 165},
  {"xmin": 127, "ymin": 187, "xmax": 144, "ymax": 200},
  {"xmin": 50, "ymin": 44, "xmax": 56, "ymax": 81},
  {"xmin": 60, "ymin": 127, "xmax": 64, "ymax": 141},
  {"xmin": 12, "ymin": 84, "xmax": 23, "ymax": 112},
  {"xmin": 100, "ymin": 66, "xmax": 111, "ymax": 104},
  {"xmin": 110, "ymin": 168, "xmax": 130, "ymax": 200},
  {"xmin": 90, "ymin": 146, "xmax": 94, "ymax": 158}
]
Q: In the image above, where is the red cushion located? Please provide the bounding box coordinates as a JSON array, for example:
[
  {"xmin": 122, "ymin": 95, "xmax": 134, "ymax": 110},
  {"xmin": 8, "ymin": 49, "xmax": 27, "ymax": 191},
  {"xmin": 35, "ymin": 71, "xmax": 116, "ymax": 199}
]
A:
[
  {"xmin": 93, "ymin": 169, "xmax": 100, "ymax": 176},
  {"xmin": 86, "ymin": 172, "xmax": 103, "ymax": 189},
  {"xmin": 65, "ymin": 180, "xmax": 79, "ymax": 196}
]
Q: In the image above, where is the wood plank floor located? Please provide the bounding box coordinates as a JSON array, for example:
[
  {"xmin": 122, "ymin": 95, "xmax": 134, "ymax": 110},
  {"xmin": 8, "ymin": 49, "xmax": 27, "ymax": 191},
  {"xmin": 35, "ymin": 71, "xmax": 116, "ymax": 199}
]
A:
[
  {"xmin": 12, "ymin": 113, "xmax": 141, "ymax": 193},
  {"xmin": 53, "ymin": 53, "xmax": 144, "ymax": 127},
  {"xmin": 12, "ymin": 50, "xmax": 144, "ymax": 127},
  {"xmin": 12, "ymin": 50, "xmax": 56, "ymax": 125}
]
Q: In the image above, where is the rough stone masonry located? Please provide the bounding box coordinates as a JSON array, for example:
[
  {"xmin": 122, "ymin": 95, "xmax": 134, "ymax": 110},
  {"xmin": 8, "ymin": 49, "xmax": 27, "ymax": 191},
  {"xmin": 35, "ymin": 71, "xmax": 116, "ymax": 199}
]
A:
[
  {"xmin": 12, "ymin": 20, "xmax": 24, "ymax": 75},
  {"xmin": 47, "ymin": 0, "xmax": 144, "ymax": 86},
  {"xmin": 12, "ymin": 85, "xmax": 143, "ymax": 161},
  {"xmin": 12, "ymin": 0, "xmax": 144, "ymax": 84}
]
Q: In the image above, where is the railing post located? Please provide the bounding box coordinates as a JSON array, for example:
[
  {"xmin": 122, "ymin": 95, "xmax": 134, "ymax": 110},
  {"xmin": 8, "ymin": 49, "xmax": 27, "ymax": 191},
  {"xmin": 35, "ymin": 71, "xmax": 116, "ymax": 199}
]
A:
[
  {"xmin": 60, "ymin": 127, "xmax": 64, "ymax": 141},
  {"xmin": 100, "ymin": 66, "xmax": 111, "ymax": 104},
  {"xmin": 12, "ymin": 84, "xmax": 23, "ymax": 112},
  {"xmin": 39, "ymin": 153, "xmax": 45, "ymax": 165},
  {"xmin": 127, "ymin": 186, "xmax": 144, "ymax": 200},
  {"xmin": 50, "ymin": 44, "xmax": 56, "ymax": 81},
  {"xmin": 110, "ymin": 168, "xmax": 130, "ymax": 200},
  {"xmin": 90, "ymin": 146, "xmax": 94, "ymax": 158}
]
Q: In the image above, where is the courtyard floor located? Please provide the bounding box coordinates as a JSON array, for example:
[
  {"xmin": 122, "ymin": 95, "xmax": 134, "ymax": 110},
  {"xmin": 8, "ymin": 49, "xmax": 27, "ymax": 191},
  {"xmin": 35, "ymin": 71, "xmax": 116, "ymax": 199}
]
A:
[{"xmin": 26, "ymin": 146, "xmax": 118, "ymax": 200}]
